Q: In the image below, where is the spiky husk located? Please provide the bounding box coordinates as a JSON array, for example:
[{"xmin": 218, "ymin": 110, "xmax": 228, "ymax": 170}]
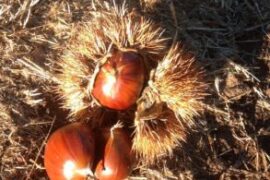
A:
[
  {"xmin": 57, "ymin": 1, "xmax": 168, "ymax": 117},
  {"xmin": 57, "ymin": 51, "xmax": 95, "ymax": 118},
  {"xmin": 133, "ymin": 104, "xmax": 186, "ymax": 164},
  {"xmin": 150, "ymin": 44, "xmax": 208, "ymax": 124},
  {"xmin": 67, "ymin": 0, "xmax": 168, "ymax": 63}
]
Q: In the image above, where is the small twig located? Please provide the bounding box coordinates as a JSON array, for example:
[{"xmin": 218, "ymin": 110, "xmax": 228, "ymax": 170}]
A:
[
  {"xmin": 169, "ymin": 0, "xmax": 178, "ymax": 44},
  {"xmin": 17, "ymin": 58, "xmax": 60, "ymax": 83},
  {"xmin": 244, "ymin": 21, "xmax": 270, "ymax": 32},
  {"xmin": 228, "ymin": 60, "xmax": 260, "ymax": 82},
  {"xmin": 186, "ymin": 27, "xmax": 227, "ymax": 32},
  {"xmin": 25, "ymin": 117, "xmax": 56, "ymax": 180},
  {"xmin": 202, "ymin": 103, "xmax": 227, "ymax": 116},
  {"xmin": 257, "ymin": 100, "xmax": 270, "ymax": 111}
]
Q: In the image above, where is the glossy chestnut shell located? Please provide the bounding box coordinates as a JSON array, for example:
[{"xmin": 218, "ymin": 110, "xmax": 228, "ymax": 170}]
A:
[
  {"xmin": 92, "ymin": 51, "xmax": 145, "ymax": 110},
  {"xmin": 44, "ymin": 123, "xmax": 95, "ymax": 180},
  {"xmin": 95, "ymin": 128, "xmax": 132, "ymax": 180}
]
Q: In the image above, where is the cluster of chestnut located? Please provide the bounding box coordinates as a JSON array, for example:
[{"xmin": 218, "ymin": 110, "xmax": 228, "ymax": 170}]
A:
[
  {"xmin": 44, "ymin": 122, "xmax": 132, "ymax": 180},
  {"xmin": 46, "ymin": 1, "xmax": 208, "ymax": 179},
  {"xmin": 45, "ymin": 50, "xmax": 145, "ymax": 180}
]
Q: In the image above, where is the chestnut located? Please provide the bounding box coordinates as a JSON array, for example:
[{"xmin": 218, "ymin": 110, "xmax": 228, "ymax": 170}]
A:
[
  {"xmin": 44, "ymin": 123, "xmax": 95, "ymax": 180},
  {"xmin": 95, "ymin": 125, "xmax": 132, "ymax": 180},
  {"xmin": 92, "ymin": 51, "xmax": 145, "ymax": 110},
  {"xmin": 56, "ymin": 1, "xmax": 167, "ymax": 118}
]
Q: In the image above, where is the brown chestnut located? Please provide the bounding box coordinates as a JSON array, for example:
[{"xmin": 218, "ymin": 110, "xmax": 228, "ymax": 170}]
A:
[
  {"xmin": 95, "ymin": 126, "xmax": 132, "ymax": 180},
  {"xmin": 92, "ymin": 51, "xmax": 145, "ymax": 110},
  {"xmin": 44, "ymin": 123, "xmax": 95, "ymax": 180}
]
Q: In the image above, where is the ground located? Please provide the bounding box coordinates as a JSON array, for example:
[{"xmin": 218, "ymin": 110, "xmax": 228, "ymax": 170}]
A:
[{"xmin": 0, "ymin": 0, "xmax": 269, "ymax": 179}]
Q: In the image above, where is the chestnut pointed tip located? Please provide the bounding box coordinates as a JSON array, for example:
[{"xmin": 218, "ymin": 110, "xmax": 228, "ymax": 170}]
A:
[{"xmin": 95, "ymin": 127, "xmax": 133, "ymax": 180}]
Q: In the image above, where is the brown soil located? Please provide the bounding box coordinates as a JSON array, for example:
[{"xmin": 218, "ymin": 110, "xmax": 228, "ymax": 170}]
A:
[{"xmin": 0, "ymin": 0, "xmax": 269, "ymax": 179}]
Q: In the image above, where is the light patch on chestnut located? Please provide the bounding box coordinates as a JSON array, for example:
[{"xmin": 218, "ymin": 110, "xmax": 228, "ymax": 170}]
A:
[
  {"xmin": 63, "ymin": 160, "xmax": 76, "ymax": 179},
  {"xmin": 102, "ymin": 73, "xmax": 117, "ymax": 98}
]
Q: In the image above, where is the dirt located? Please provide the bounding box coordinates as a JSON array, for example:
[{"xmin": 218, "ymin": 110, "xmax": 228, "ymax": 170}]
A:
[{"xmin": 0, "ymin": 0, "xmax": 269, "ymax": 179}]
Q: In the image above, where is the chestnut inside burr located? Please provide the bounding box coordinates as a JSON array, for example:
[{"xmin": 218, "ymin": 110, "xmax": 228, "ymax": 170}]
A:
[{"xmin": 92, "ymin": 51, "xmax": 145, "ymax": 110}]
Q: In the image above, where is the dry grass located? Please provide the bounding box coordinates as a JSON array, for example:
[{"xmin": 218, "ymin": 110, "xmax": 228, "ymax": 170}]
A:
[{"xmin": 0, "ymin": 0, "xmax": 270, "ymax": 179}]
